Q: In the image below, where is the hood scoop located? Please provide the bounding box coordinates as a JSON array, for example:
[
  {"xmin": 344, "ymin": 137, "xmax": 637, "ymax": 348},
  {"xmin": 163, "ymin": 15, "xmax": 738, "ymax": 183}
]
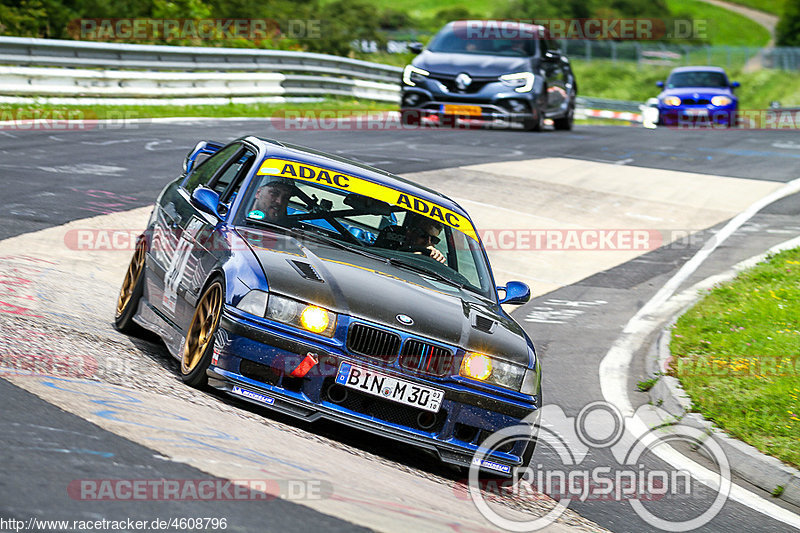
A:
[
  {"xmin": 288, "ymin": 259, "xmax": 323, "ymax": 282},
  {"xmin": 472, "ymin": 313, "xmax": 496, "ymax": 333}
]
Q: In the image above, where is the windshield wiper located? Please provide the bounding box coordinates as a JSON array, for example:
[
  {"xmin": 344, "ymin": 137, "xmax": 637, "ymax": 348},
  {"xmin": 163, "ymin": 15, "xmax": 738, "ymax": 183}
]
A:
[{"xmin": 387, "ymin": 257, "xmax": 465, "ymax": 289}]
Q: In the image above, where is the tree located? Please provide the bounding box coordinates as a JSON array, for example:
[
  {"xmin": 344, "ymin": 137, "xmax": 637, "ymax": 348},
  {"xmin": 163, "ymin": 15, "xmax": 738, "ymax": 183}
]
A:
[{"xmin": 777, "ymin": 0, "xmax": 800, "ymax": 47}]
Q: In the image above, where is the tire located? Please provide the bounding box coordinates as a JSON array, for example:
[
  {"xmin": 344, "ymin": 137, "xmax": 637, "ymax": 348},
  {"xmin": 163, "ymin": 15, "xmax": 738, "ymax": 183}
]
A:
[
  {"xmin": 180, "ymin": 278, "xmax": 224, "ymax": 388},
  {"xmin": 114, "ymin": 240, "xmax": 146, "ymax": 335},
  {"xmin": 553, "ymin": 104, "xmax": 574, "ymax": 131},
  {"xmin": 523, "ymin": 107, "xmax": 543, "ymax": 132}
]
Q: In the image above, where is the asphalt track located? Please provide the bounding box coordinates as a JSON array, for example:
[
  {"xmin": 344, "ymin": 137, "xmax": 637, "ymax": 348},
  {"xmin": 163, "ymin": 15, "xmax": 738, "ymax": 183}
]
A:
[{"xmin": 1, "ymin": 121, "xmax": 800, "ymax": 532}]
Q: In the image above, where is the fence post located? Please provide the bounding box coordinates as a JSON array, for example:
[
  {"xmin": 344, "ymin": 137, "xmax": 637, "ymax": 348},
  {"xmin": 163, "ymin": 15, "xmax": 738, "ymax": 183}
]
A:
[
  {"xmin": 585, "ymin": 40, "xmax": 591, "ymax": 61},
  {"xmin": 611, "ymin": 40, "xmax": 617, "ymax": 63}
]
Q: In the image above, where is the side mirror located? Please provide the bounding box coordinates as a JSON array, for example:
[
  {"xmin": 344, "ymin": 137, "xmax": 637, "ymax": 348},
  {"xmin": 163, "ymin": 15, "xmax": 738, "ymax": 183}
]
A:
[
  {"xmin": 408, "ymin": 42, "xmax": 423, "ymax": 54},
  {"xmin": 184, "ymin": 141, "xmax": 209, "ymax": 173},
  {"xmin": 656, "ymin": 81, "xmax": 664, "ymax": 88},
  {"xmin": 498, "ymin": 281, "xmax": 531, "ymax": 305},
  {"xmin": 730, "ymin": 81, "xmax": 740, "ymax": 89},
  {"xmin": 191, "ymin": 186, "xmax": 221, "ymax": 218}
]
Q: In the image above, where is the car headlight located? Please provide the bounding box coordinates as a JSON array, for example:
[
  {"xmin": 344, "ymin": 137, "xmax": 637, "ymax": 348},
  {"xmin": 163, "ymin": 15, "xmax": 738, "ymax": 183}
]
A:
[
  {"xmin": 236, "ymin": 292, "xmax": 336, "ymax": 337},
  {"xmin": 403, "ymin": 65, "xmax": 429, "ymax": 86},
  {"xmin": 711, "ymin": 96, "xmax": 733, "ymax": 106},
  {"xmin": 500, "ymin": 72, "xmax": 535, "ymax": 93},
  {"xmin": 236, "ymin": 290, "xmax": 268, "ymax": 316},
  {"xmin": 460, "ymin": 352, "xmax": 526, "ymax": 391},
  {"xmin": 662, "ymin": 96, "xmax": 681, "ymax": 107}
]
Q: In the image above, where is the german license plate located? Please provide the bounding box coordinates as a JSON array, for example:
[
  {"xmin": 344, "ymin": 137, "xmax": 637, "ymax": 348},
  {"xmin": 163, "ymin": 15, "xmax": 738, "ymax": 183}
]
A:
[
  {"xmin": 683, "ymin": 108, "xmax": 708, "ymax": 116},
  {"xmin": 335, "ymin": 362, "xmax": 444, "ymax": 413},
  {"xmin": 442, "ymin": 104, "xmax": 482, "ymax": 116}
]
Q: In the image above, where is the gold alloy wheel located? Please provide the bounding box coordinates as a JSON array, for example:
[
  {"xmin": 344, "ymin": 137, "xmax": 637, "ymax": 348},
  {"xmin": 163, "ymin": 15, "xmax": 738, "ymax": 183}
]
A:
[
  {"xmin": 115, "ymin": 242, "xmax": 146, "ymax": 318},
  {"xmin": 181, "ymin": 281, "xmax": 223, "ymax": 375}
]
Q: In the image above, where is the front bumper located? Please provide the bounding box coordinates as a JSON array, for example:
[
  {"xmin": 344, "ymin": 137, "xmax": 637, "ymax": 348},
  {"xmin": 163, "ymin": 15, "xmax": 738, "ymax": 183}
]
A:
[
  {"xmin": 657, "ymin": 105, "xmax": 737, "ymax": 126},
  {"xmin": 208, "ymin": 306, "xmax": 540, "ymax": 475}
]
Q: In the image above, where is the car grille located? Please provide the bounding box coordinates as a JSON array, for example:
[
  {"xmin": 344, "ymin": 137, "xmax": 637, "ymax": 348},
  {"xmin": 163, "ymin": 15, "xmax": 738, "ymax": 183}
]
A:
[
  {"xmin": 430, "ymin": 74, "xmax": 491, "ymax": 94},
  {"xmin": 347, "ymin": 323, "xmax": 401, "ymax": 363},
  {"xmin": 346, "ymin": 322, "xmax": 456, "ymax": 377},
  {"xmin": 399, "ymin": 339, "xmax": 454, "ymax": 376},
  {"xmin": 681, "ymin": 98, "xmax": 711, "ymax": 105}
]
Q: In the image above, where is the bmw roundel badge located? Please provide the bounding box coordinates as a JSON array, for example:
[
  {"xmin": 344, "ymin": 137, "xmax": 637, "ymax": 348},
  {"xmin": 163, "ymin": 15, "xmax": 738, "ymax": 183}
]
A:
[{"xmin": 396, "ymin": 314, "xmax": 414, "ymax": 326}]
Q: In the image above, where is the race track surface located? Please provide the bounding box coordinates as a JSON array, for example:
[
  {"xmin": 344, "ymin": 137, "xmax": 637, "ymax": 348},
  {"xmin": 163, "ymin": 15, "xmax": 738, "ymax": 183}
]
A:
[{"xmin": 1, "ymin": 122, "xmax": 799, "ymax": 532}]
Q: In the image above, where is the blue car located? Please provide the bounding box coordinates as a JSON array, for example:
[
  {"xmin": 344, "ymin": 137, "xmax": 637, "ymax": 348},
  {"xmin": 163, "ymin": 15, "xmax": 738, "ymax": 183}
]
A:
[
  {"xmin": 114, "ymin": 137, "xmax": 541, "ymax": 476},
  {"xmin": 656, "ymin": 66, "xmax": 739, "ymax": 127}
]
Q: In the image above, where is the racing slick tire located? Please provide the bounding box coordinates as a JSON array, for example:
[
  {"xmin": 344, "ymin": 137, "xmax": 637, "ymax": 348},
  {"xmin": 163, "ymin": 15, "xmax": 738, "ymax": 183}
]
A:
[
  {"xmin": 180, "ymin": 277, "xmax": 224, "ymax": 388},
  {"xmin": 114, "ymin": 239, "xmax": 147, "ymax": 335},
  {"xmin": 553, "ymin": 104, "xmax": 574, "ymax": 131}
]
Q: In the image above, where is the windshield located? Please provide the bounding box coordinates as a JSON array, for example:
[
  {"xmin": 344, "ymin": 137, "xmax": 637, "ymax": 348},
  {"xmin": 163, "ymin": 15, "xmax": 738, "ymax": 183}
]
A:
[
  {"xmin": 428, "ymin": 26, "xmax": 537, "ymax": 57},
  {"xmin": 667, "ymin": 71, "xmax": 728, "ymax": 88},
  {"xmin": 236, "ymin": 165, "xmax": 495, "ymax": 299}
]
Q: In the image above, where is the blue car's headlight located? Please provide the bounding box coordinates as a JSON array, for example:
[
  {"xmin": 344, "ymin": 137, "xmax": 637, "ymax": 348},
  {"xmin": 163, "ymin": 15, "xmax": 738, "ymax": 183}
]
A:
[
  {"xmin": 459, "ymin": 352, "xmax": 527, "ymax": 391},
  {"xmin": 236, "ymin": 291, "xmax": 337, "ymax": 337},
  {"xmin": 662, "ymin": 96, "xmax": 681, "ymax": 107},
  {"xmin": 267, "ymin": 294, "xmax": 337, "ymax": 337},
  {"xmin": 711, "ymin": 96, "xmax": 733, "ymax": 106}
]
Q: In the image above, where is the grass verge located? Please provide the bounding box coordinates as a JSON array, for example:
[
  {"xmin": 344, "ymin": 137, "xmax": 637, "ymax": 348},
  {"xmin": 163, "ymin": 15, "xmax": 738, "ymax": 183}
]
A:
[
  {"xmin": 0, "ymin": 98, "xmax": 396, "ymax": 121},
  {"xmin": 670, "ymin": 247, "xmax": 800, "ymax": 469},
  {"xmin": 666, "ymin": 0, "xmax": 771, "ymax": 47}
]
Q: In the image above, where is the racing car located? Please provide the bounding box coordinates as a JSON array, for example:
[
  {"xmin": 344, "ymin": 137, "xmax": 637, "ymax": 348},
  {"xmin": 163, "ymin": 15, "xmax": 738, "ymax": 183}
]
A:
[
  {"xmin": 655, "ymin": 66, "xmax": 739, "ymax": 127},
  {"xmin": 115, "ymin": 137, "xmax": 541, "ymax": 476}
]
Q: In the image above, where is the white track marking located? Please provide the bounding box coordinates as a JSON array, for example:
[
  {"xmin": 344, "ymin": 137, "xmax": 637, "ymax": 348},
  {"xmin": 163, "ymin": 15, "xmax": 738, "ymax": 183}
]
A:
[{"xmin": 600, "ymin": 176, "xmax": 800, "ymax": 528}]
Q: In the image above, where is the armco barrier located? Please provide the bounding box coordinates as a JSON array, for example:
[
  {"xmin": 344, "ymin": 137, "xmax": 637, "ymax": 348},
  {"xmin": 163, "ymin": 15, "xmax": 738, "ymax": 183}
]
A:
[{"xmin": 0, "ymin": 36, "xmax": 402, "ymax": 103}]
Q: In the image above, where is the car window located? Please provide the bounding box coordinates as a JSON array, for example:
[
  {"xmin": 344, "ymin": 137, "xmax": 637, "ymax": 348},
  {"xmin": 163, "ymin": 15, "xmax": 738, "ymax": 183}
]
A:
[
  {"xmin": 428, "ymin": 26, "xmax": 536, "ymax": 57},
  {"xmin": 237, "ymin": 175, "xmax": 494, "ymax": 298},
  {"xmin": 667, "ymin": 71, "xmax": 728, "ymax": 88},
  {"xmin": 183, "ymin": 143, "xmax": 241, "ymax": 194},
  {"xmin": 212, "ymin": 149, "xmax": 256, "ymax": 199}
]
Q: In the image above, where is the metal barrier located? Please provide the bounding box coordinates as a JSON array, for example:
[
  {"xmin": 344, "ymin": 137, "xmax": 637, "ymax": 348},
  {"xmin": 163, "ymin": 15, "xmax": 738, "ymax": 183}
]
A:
[{"xmin": 0, "ymin": 36, "xmax": 402, "ymax": 103}]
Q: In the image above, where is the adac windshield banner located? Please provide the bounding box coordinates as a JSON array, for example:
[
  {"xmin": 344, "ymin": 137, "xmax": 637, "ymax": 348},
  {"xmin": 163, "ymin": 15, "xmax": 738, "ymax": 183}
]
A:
[{"xmin": 258, "ymin": 158, "xmax": 478, "ymax": 241}]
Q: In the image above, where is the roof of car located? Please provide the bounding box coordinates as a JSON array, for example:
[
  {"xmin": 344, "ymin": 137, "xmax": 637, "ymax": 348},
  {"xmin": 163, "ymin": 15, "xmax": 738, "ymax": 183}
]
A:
[
  {"xmin": 247, "ymin": 136, "xmax": 471, "ymax": 219},
  {"xmin": 670, "ymin": 66, "xmax": 727, "ymax": 74}
]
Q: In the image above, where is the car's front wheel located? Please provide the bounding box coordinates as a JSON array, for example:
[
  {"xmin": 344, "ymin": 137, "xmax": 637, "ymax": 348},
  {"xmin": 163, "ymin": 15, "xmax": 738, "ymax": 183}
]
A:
[
  {"xmin": 181, "ymin": 278, "xmax": 224, "ymax": 387},
  {"xmin": 553, "ymin": 104, "xmax": 574, "ymax": 131},
  {"xmin": 114, "ymin": 239, "xmax": 146, "ymax": 334},
  {"xmin": 522, "ymin": 107, "xmax": 543, "ymax": 132}
]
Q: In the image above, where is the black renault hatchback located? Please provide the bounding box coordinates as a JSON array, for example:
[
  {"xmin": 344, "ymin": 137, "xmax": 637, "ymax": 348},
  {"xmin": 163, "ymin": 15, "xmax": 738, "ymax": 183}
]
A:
[{"xmin": 400, "ymin": 20, "xmax": 577, "ymax": 131}]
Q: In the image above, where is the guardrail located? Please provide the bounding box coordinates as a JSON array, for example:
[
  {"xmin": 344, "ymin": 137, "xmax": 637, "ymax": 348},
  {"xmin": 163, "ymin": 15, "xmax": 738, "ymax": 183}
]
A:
[{"xmin": 0, "ymin": 36, "xmax": 402, "ymax": 103}]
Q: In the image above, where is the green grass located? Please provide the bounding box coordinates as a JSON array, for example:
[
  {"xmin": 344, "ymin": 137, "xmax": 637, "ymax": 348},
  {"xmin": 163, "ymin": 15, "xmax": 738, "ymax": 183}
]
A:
[
  {"xmin": 721, "ymin": 0, "xmax": 784, "ymax": 16},
  {"xmin": 670, "ymin": 247, "xmax": 800, "ymax": 469},
  {"xmin": 570, "ymin": 60, "xmax": 800, "ymax": 108},
  {"xmin": 666, "ymin": 0, "xmax": 771, "ymax": 46},
  {"xmin": 0, "ymin": 98, "xmax": 396, "ymax": 121}
]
